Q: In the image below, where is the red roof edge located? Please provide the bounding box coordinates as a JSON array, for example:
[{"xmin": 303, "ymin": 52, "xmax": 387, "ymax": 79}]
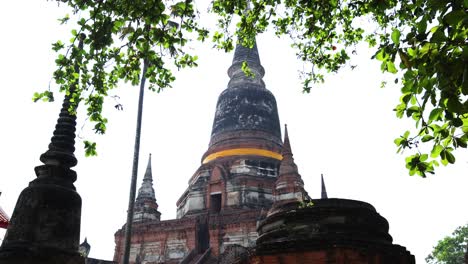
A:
[{"xmin": 0, "ymin": 206, "xmax": 10, "ymax": 229}]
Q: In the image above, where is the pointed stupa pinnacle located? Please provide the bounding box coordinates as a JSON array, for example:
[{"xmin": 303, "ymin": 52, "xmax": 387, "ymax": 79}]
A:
[
  {"xmin": 136, "ymin": 154, "xmax": 156, "ymax": 201},
  {"xmin": 38, "ymin": 100, "xmax": 78, "ymax": 169},
  {"xmin": 226, "ymin": 1, "xmax": 265, "ymax": 85},
  {"xmin": 227, "ymin": 38, "xmax": 266, "ymax": 89},
  {"xmin": 34, "ymin": 35, "xmax": 86, "ymax": 182},
  {"xmin": 37, "ymin": 37, "xmax": 85, "ymax": 172},
  {"xmin": 36, "ymin": 105, "xmax": 78, "ymax": 178},
  {"xmin": 275, "ymin": 124, "xmax": 308, "ymax": 203},
  {"xmin": 282, "ymin": 124, "xmax": 293, "ymax": 157},
  {"xmin": 279, "ymin": 124, "xmax": 299, "ymax": 175},
  {"xmin": 133, "ymin": 153, "xmax": 161, "ymax": 222},
  {"xmin": 321, "ymin": 174, "xmax": 328, "ymax": 199},
  {"xmin": 143, "ymin": 153, "xmax": 153, "ymax": 181}
]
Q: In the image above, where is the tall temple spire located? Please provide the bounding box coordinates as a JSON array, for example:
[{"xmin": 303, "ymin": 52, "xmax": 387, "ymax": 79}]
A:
[
  {"xmin": 137, "ymin": 154, "xmax": 155, "ymax": 200},
  {"xmin": 278, "ymin": 125, "xmax": 298, "ymax": 176},
  {"xmin": 204, "ymin": 38, "xmax": 282, "ymax": 164},
  {"xmin": 177, "ymin": 38, "xmax": 284, "ymax": 218},
  {"xmin": 321, "ymin": 174, "xmax": 328, "ymax": 199},
  {"xmin": 227, "ymin": 40, "xmax": 265, "ymax": 89},
  {"xmin": 133, "ymin": 154, "xmax": 161, "ymax": 222},
  {"xmin": 274, "ymin": 125, "xmax": 308, "ymax": 203},
  {"xmin": 282, "ymin": 124, "xmax": 292, "ymax": 157}
]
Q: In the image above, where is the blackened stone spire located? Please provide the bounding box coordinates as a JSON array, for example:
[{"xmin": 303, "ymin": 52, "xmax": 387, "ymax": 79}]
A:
[
  {"xmin": 321, "ymin": 174, "xmax": 328, "ymax": 199},
  {"xmin": 206, "ymin": 39, "xmax": 282, "ymax": 161},
  {"xmin": 227, "ymin": 41, "xmax": 265, "ymax": 89},
  {"xmin": 133, "ymin": 154, "xmax": 161, "ymax": 222},
  {"xmin": 0, "ymin": 36, "xmax": 85, "ymax": 263}
]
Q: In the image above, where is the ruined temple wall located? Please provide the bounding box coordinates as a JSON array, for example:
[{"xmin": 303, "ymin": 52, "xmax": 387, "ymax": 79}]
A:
[
  {"xmin": 113, "ymin": 218, "xmax": 197, "ymax": 263},
  {"xmin": 208, "ymin": 209, "xmax": 261, "ymax": 257}
]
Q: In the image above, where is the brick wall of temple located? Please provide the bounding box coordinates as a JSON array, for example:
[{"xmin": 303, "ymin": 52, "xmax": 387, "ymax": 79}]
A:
[
  {"xmin": 113, "ymin": 209, "xmax": 263, "ymax": 263},
  {"xmin": 113, "ymin": 218, "xmax": 197, "ymax": 263},
  {"xmin": 208, "ymin": 209, "xmax": 260, "ymax": 256},
  {"xmin": 251, "ymin": 247, "xmax": 415, "ymax": 264}
]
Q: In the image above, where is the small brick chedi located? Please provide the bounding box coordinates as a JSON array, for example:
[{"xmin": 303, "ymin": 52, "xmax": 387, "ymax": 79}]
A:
[{"xmin": 113, "ymin": 41, "xmax": 415, "ymax": 264}]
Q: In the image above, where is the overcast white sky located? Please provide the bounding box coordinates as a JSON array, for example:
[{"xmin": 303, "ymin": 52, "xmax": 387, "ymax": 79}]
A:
[{"xmin": 0, "ymin": 1, "xmax": 467, "ymax": 263}]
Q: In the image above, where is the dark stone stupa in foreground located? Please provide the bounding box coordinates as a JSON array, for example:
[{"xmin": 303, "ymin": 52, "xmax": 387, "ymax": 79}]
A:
[
  {"xmin": 0, "ymin": 38, "xmax": 86, "ymax": 264},
  {"xmin": 113, "ymin": 39, "xmax": 415, "ymax": 264}
]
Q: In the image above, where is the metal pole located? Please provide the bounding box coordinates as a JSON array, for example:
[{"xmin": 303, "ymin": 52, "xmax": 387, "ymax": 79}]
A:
[{"xmin": 122, "ymin": 59, "xmax": 149, "ymax": 264}]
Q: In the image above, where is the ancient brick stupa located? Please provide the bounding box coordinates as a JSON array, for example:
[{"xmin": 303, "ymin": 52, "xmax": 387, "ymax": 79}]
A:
[
  {"xmin": 113, "ymin": 40, "xmax": 415, "ymax": 264},
  {"xmin": 254, "ymin": 180, "xmax": 415, "ymax": 263}
]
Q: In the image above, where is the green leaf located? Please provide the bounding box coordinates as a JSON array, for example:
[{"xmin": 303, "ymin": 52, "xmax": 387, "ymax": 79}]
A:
[
  {"xmin": 84, "ymin": 141, "xmax": 97, "ymax": 157},
  {"xmin": 421, "ymin": 135, "xmax": 434, "ymax": 142},
  {"xmin": 447, "ymin": 97, "xmax": 463, "ymax": 113},
  {"xmin": 241, "ymin": 61, "xmax": 255, "ymax": 78},
  {"xmin": 32, "ymin": 91, "xmax": 54, "ymax": 102},
  {"xmin": 387, "ymin": 61, "xmax": 398, "ymax": 73},
  {"xmin": 440, "ymin": 156, "xmax": 449, "ymax": 166},
  {"xmin": 395, "ymin": 103, "xmax": 406, "ymax": 118},
  {"xmin": 52, "ymin": 40, "xmax": 65, "ymax": 52},
  {"xmin": 381, "ymin": 81, "xmax": 387, "ymax": 88},
  {"xmin": 375, "ymin": 49, "xmax": 387, "ymax": 61},
  {"xmin": 462, "ymin": 117, "xmax": 468, "ymax": 133},
  {"xmin": 444, "ymin": 10, "xmax": 466, "ymax": 26},
  {"xmin": 58, "ymin": 14, "xmax": 70, "ymax": 25},
  {"xmin": 406, "ymin": 106, "xmax": 420, "ymax": 117},
  {"xmin": 32, "ymin": 92, "xmax": 41, "ymax": 102},
  {"xmin": 420, "ymin": 154, "xmax": 428, "ymax": 161},
  {"xmin": 429, "ymin": 108, "xmax": 443, "ymax": 122},
  {"xmin": 394, "ymin": 137, "xmax": 404, "ymax": 146},
  {"xmin": 417, "ymin": 17, "xmax": 427, "ymax": 34},
  {"xmin": 403, "ymin": 130, "xmax": 410, "ymax": 138},
  {"xmin": 391, "ymin": 29, "xmax": 401, "ymax": 45},
  {"xmin": 430, "ymin": 27, "xmax": 446, "ymax": 42},
  {"xmin": 455, "ymin": 137, "xmax": 468, "ymax": 148},
  {"xmin": 445, "ymin": 150, "xmax": 456, "ymax": 164},
  {"xmin": 431, "ymin": 144, "xmax": 443, "ymax": 158},
  {"xmin": 452, "ymin": 118, "xmax": 463, "ymax": 127}
]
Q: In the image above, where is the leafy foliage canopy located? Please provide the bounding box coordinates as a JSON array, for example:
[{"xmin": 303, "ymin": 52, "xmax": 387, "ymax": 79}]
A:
[
  {"xmin": 40, "ymin": 0, "xmax": 205, "ymax": 155},
  {"xmin": 42, "ymin": 0, "xmax": 468, "ymax": 175},
  {"xmin": 210, "ymin": 0, "xmax": 468, "ymax": 176}
]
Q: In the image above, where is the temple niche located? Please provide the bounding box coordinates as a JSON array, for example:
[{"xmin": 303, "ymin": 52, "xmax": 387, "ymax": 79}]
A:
[{"xmin": 113, "ymin": 40, "xmax": 415, "ymax": 264}]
